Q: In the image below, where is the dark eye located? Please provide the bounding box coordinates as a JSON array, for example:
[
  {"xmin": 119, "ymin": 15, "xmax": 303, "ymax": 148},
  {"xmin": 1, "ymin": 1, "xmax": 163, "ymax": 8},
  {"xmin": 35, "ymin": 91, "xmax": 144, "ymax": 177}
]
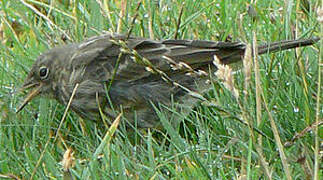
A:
[{"xmin": 39, "ymin": 66, "xmax": 49, "ymax": 79}]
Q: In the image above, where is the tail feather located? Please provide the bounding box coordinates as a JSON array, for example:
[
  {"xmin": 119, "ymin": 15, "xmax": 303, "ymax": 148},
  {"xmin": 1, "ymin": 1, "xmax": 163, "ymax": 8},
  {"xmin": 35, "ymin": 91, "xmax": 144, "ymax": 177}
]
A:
[
  {"xmin": 257, "ymin": 37, "xmax": 320, "ymax": 55},
  {"xmin": 221, "ymin": 37, "xmax": 320, "ymax": 64}
]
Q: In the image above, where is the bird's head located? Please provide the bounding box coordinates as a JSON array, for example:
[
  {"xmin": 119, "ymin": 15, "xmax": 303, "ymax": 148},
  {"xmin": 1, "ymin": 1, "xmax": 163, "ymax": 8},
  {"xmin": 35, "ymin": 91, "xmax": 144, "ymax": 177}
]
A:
[{"xmin": 16, "ymin": 45, "xmax": 74, "ymax": 113}]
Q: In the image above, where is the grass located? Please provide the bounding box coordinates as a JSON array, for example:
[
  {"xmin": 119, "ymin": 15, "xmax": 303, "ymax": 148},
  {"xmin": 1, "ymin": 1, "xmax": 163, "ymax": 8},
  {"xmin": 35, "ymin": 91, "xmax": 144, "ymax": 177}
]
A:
[{"xmin": 0, "ymin": 0, "xmax": 321, "ymax": 179}]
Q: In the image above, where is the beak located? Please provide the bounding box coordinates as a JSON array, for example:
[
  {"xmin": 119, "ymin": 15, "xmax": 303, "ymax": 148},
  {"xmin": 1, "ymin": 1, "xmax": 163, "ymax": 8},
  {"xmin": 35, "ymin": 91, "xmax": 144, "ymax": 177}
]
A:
[{"xmin": 16, "ymin": 79, "xmax": 42, "ymax": 113}]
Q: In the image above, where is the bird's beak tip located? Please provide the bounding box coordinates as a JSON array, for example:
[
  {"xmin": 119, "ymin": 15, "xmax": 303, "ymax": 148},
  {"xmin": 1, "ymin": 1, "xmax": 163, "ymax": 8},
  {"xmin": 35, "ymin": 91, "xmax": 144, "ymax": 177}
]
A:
[{"xmin": 16, "ymin": 84, "xmax": 42, "ymax": 113}]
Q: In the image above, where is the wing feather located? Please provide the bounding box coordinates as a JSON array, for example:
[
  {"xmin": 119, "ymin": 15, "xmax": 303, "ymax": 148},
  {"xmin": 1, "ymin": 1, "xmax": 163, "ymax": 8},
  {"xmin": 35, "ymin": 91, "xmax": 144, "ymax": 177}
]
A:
[{"xmin": 71, "ymin": 33, "xmax": 247, "ymax": 83}]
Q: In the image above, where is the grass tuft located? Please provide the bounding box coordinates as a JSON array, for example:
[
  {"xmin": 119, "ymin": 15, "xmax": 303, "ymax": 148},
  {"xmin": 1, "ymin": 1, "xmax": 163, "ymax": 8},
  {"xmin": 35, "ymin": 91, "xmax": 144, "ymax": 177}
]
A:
[{"xmin": 0, "ymin": 0, "xmax": 320, "ymax": 179}]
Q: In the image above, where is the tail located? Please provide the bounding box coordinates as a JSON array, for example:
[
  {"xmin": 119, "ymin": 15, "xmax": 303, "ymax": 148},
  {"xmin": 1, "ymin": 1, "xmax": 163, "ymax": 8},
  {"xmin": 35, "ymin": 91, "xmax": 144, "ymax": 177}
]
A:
[
  {"xmin": 258, "ymin": 37, "xmax": 320, "ymax": 55},
  {"xmin": 220, "ymin": 37, "xmax": 320, "ymax": 64}
]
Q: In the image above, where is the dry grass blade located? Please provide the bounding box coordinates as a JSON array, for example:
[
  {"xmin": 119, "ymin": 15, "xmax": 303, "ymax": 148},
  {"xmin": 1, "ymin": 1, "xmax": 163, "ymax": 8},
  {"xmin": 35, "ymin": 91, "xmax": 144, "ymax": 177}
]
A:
[
  {"xmin": 126, "ymin": 1, "xmax": 142, "ymax": 39},
  {"xmin": 243, "ymin": 43, "xmax": 252, "ymax": 96},
  {"xmin": 30, "ymin": 83, "xmax": 79, "ymax": 180},
  {"xmin": 314, "ymin": 5, "xmax": 322, "ymax": 180},
  {"xmin": 92, "ymin": 113, "xmax": 122, "ymax": 158},
  {"xmin": 117, "ymin": 0, "xmax": 127, "ymax": 34},
  {"xmin": 284, "ymin": 121, "xmax": 323, "ymax": 147},
  {"xmin": 317, "ymin": 6, "xmax": 323, "ymax": 23},
  {"xmin": 295, "ymin": 1, "xmax": 311, "ymax": 124},
  {"xmin": 251, "ymin": 32, "xmax": 272, "ymax": 179},
  {"xmin": 262, "ymin": 93, "xmax": 292, "ymax": 180},
  {"xmin": 26, "ymin": 0, "xmax": 77, "ymax": 20},
  {"xmin": 95, "ymin": 0, "xmax": 115, "ymax": 32},
  {"xmin": 252, "ymin": 32, "xmax": 261, "ymax": 133},
  {"xmin": 296, "ymin": 155, "xmax": 313, "ymax": 180},
  {"xmin": 0, "ymin": 17, "xmax": 21, "ymax": 46},
  {"xmin": 174, "ymin": 3, "xmax": 185, "ymax": 39},
  {"xmin": 82, "ymin": 113, "xmax": 121, "ymax": 179},
  {"xmin": 19, "ymin": 0, "xmax": 71, "ymax": 40},
  {"xmin": 0, "ymin": 174, "xmax": 21, "ymax": 180}
]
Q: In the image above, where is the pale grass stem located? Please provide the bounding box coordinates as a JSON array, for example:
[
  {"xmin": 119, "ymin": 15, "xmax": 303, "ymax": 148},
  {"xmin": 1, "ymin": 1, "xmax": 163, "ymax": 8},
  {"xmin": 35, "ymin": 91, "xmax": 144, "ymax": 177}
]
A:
[
  {"xmin": 243, "ymin": 44, "xmax": 252, "ymax": 96},
  {"xmin": 251, "ymin": 32, "xmax": 272, "ymax": 179},
  {"xmin": 314, "ymin": 5, "xmax": 322, "ymax": 180},
  {"xmin": 117, "ymin": 0, "xmax": 127, "ymax": 34},
  {"xmin": 30, "ymin": 83, "xmax": 79, "ymax": 180}
]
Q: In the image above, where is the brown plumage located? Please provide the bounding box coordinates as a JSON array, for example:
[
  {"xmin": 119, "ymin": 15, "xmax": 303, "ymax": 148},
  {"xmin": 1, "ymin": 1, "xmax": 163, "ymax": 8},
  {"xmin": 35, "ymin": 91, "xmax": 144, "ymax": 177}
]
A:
[{"xmin": 17, "ymin": 33, "xmax": 319, "ymax": 128}]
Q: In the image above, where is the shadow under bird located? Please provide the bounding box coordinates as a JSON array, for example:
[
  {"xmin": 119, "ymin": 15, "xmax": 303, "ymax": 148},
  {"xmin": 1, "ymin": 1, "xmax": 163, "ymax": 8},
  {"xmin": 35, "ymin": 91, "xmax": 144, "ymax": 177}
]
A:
[{"xmin": 17, "ymin": 34, "xmax": 319, "ymax": 128}]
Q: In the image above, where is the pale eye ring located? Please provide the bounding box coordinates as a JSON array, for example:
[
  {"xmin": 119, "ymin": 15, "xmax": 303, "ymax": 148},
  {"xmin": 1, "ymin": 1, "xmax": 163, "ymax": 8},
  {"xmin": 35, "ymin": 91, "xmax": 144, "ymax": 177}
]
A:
[{"xmin": 39, "ymin": 66, "xmax": 49, "ymax": 79}]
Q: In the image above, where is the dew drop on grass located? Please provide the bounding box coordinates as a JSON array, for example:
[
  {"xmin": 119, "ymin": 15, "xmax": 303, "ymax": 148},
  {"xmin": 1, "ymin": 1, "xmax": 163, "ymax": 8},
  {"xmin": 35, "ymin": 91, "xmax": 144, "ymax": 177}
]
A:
[
  {"xmin": 217, "ymin": 163, "xmax": 223, "ymax": 168},
  {"xmin": 165, "ymin": 170, "xmax": 170, "ymax": 175},
  {"xmin": 293, "ymin": 107, "xmax": 299, "ymax": 113}
]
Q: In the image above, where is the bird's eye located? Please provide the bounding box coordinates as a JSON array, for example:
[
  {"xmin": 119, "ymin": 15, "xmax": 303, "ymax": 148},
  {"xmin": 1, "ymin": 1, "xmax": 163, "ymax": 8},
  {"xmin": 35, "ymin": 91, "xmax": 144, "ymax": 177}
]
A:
[{"xmin": 39, "ymin": 66, "xmax": 49, "ymax": 79}]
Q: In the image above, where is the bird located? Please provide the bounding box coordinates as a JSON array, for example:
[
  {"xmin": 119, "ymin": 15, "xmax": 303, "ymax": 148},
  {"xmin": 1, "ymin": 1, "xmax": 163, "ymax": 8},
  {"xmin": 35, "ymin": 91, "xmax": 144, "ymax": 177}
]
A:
[{"xmin": 16, "ymin": 33, "xmax": 319, "ymax": 128}]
